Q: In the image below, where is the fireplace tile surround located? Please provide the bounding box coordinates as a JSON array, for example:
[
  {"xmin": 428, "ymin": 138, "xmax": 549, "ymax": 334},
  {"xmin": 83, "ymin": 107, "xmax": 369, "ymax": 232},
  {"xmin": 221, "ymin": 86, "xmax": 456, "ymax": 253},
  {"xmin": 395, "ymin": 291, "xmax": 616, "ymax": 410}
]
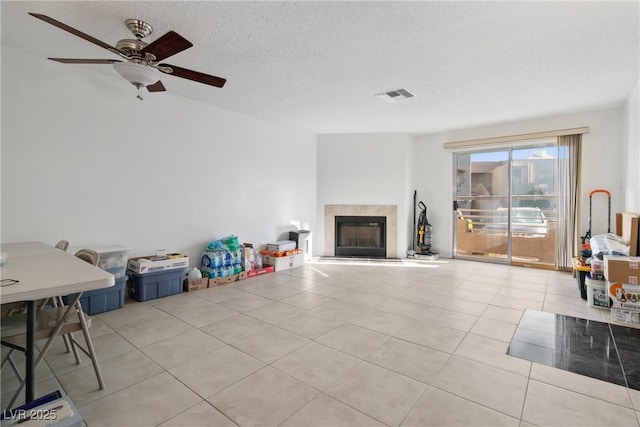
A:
[{"xmin": 324, "ymin": 204, "xmax": 398, "ymax": 258}]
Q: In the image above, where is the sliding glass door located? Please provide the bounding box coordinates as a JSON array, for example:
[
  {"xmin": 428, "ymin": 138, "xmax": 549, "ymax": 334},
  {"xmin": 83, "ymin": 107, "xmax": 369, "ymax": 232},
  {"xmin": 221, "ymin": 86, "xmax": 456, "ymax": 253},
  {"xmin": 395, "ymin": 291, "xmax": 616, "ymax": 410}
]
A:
[
  {"xmin": 454, "ymin": 142, "xmax": 558, "ymax": 268},
  {"xmin": 454, "ymin": 150, "xmax": 510, "ymax": 263}
]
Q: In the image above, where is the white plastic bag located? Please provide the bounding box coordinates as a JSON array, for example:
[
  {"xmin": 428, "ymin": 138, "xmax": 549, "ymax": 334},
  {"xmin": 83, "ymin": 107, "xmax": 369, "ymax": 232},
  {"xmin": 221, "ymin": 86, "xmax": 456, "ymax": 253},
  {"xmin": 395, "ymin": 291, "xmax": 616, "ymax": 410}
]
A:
[{"xmin": 590, "ymin": 233, "xmax": 629, "ymax": 258}]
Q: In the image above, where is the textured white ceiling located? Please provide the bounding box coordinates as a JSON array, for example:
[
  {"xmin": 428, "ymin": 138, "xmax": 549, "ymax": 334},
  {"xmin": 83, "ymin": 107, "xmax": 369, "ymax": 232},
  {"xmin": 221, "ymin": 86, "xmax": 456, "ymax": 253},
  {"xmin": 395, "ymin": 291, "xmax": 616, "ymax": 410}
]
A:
[{"xmin": 2, "ymin": 1, "xmax": 639, "ymax": 134}]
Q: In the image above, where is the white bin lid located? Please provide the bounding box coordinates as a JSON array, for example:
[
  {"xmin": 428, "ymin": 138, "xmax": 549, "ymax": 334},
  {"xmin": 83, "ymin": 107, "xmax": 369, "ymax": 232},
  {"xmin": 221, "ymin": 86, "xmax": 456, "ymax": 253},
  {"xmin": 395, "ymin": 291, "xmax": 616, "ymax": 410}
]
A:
[{"xmin": 69, "ymin": 245, "xmax": 132, "ymax": 255}]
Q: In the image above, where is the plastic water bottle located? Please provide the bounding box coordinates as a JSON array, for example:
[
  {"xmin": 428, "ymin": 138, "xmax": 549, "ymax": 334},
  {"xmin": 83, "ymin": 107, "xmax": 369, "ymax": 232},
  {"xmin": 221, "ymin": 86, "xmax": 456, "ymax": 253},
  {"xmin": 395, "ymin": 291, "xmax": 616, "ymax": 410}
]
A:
[
  {"xmin": 201, "ymin": 254, "xmax": 211, "ymax": 269},
  {"xmin": 224, "ymin": 251, "xmax": 233, "ymax": 267},
  {"xmin": 234, "ymin": 248, "xmax": 243, "ymax": 265},
  {"xmin": 213, "ymin": 251, "xmax": 223, "ymax": 268}
]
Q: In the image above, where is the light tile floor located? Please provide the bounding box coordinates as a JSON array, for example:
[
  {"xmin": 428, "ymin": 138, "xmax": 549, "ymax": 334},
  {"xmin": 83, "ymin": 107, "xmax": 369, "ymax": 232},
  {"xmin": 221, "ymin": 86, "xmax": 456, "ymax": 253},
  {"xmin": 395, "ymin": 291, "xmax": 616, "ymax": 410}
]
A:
[{"xmin": 3, "ymin": 258, "xmax": 640, "ymax": 426}]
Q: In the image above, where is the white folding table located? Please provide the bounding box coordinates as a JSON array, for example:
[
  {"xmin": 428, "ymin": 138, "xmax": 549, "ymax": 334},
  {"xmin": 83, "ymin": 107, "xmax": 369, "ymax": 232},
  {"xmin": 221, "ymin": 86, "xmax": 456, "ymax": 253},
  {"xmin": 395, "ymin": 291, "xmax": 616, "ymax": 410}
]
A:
[{"xmin": 0, "ymin": 242, "xmax": 114, "ymax": 404}]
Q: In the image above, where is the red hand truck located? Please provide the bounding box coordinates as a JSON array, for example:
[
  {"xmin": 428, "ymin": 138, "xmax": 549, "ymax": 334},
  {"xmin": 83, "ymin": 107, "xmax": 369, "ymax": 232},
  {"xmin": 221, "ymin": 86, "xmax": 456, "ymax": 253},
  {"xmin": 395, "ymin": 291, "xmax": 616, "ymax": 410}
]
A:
[{"xmin": 581, "ymin": 189, "xmax": 611, "ymax": 246}]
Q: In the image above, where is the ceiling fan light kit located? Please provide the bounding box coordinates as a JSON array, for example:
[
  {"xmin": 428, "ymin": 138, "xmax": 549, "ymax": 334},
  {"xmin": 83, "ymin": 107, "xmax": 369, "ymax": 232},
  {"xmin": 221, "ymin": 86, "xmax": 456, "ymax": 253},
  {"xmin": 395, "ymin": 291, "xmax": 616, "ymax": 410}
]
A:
[
  {"xmin": 28, "ymin": 12, "xmax": 226, "ymax": 100},
  {"xmin": 112, "ymin": 62, "xmax": 160, "ymax": 100}
]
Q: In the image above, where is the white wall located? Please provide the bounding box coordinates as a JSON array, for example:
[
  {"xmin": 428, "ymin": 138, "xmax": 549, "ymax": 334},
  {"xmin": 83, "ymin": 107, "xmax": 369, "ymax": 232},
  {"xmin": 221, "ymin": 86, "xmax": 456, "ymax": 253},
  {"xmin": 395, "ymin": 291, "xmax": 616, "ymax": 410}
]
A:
[
  {"xmin": 414, "ymin": 107, "xmax": 626, "ymax": 258},
  {"xmin": 316, "ymin": 107, "xmax": 627, "ymax": 260},
  {"xmin": 316, "ymin": 133, "xmax": 413, "ymax": 258},
  {"xmin": 4, "ymin": 45, "xmax": 631, "ymax": 265},
  {"xmin": 623, "ymin": 80, "xmax": 640, "ymax": 212},
  {"xmin": 1, "ymin": 46, "xmax": 317, "ymax": 266}
]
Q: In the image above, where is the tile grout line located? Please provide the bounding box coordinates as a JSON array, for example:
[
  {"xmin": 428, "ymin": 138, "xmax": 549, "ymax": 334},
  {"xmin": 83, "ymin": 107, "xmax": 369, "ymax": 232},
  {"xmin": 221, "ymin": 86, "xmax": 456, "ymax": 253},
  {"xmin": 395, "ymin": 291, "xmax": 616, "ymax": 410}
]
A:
[
  {"xmin": 7, "ymin": 260, "xmax": 632, "ymax": 425},
  {"xmin": 518, "ymin": 360, "xmax": 534, "ymax": 425}
]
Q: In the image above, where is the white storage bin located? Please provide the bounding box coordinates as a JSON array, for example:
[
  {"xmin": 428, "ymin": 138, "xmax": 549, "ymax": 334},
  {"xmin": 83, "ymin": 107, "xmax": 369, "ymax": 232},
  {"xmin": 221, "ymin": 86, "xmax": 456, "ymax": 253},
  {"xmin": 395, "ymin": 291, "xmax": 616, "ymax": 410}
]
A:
[
  {"xmin": 72, "ymin": 245, "xmax": 131, "ymax": 278},
  {"xmin": 586, "ymin": 274, "xmax": 610, "ymax": 309}
]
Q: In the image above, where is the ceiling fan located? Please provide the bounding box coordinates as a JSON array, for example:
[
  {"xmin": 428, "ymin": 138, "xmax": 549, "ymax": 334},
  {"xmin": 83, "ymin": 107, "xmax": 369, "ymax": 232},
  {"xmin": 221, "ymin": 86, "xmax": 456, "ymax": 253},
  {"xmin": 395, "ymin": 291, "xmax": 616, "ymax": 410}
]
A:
[{"xmin": 29, "ymin": 12, "xmax": 226, "ymax": 100}]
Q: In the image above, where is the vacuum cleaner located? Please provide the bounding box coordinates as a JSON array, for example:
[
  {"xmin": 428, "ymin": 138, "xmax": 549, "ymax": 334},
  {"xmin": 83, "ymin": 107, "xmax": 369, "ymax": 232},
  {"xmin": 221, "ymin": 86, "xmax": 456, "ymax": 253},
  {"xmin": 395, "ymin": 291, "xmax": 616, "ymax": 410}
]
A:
[{"xmin": 408, "ymin": 192, "xmax": 439, "ymax": 260}]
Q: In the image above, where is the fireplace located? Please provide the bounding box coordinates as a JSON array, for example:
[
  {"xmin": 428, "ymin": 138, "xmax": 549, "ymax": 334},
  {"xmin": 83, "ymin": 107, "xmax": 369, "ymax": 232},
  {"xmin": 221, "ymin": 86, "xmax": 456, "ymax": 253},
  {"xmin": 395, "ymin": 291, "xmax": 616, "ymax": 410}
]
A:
[
  {"xmin": 335, "ymin": 216, "xmax": 386, "ymax": 258},
  {"xmin": 324, "ymin": 204, "xmax": 397, "ymax": 258}
]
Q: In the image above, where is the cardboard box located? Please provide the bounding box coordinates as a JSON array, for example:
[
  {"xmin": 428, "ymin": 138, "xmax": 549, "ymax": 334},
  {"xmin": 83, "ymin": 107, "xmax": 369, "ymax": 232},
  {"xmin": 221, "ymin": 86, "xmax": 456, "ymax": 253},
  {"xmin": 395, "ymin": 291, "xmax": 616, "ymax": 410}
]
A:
[
  {"xmin": 604, "ymin": 255, "xmax": 640, "ymax": 284},
  {"xmin": 209, "ymin": 271, "xmax": 247, "ymax": 287},
  {"xmin": 127, "ymin": 254, "xmax": 189, "ymax": 274},
  {"xmin": 611, "ymin": 307, "xmax": 640, "ymax": 326},
  {"xmin": 616, "ymin": 212, "xmax": 639, "ymax": 256},
  {"xmin": 266, "ymin": 240, "xmax": 296, "ymax": 253},
  {"xmin": 246, "ymin": 265, "xmax": 275, "ymax": 278},
  {"xmin": 263, "ymin": 253, "xmax": 304, "ymax": 271},
  {"xmin": 183, "ymin": 278, "xmax": 209, "ymax": 292},
  {"xmin": 608, "ymin": 281, "xmax": 640, "ymax": 310}
]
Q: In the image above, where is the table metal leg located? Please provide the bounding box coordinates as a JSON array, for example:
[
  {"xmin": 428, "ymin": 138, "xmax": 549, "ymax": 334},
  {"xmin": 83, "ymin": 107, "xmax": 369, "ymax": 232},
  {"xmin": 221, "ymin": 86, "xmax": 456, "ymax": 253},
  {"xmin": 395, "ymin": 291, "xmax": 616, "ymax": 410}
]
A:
[{"xmin": 25, "ymin": 300, "xmax": 35, "ymax": 403}]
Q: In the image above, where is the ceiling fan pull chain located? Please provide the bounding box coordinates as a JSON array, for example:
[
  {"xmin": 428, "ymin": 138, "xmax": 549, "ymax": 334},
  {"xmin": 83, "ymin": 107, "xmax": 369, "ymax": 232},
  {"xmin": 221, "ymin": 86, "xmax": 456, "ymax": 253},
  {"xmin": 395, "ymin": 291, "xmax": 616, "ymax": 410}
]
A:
[{"xmin": 136, "ymin": 85, "xmax": 144, "ymax": 101}]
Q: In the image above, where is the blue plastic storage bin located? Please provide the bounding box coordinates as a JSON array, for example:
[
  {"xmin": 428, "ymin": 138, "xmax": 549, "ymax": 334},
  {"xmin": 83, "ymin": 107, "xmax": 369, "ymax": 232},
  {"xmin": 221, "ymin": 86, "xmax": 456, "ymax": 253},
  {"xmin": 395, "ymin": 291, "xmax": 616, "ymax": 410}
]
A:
[
  {"xmin": 63, "ymin": 276, "xmax": 127, "ymax": 315},
  {"xmin": 128, "ymin": 268, "xmax": 185, "ymax": 302}
]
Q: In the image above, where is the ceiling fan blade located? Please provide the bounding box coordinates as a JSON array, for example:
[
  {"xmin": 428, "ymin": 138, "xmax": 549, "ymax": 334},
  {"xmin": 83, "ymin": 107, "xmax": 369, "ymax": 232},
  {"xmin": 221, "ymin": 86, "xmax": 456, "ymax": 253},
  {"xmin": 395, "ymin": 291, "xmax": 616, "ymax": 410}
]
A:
[
  {"xmin": 29, "ymin": 13, "xmax": 118, "ymax": 52},
  {"xmin": 140, "ymin": 31, "xmax": 193, "ymax": 62},
  {"xmin": 49, "ymin": 58, "xmax": 121, "ymax": 64},
  {"xmin": 146, "ymin": 81, "xmax": 166, "ymax": 92},
  {"xmin": 159, "ymin": 64, "xmax": 226, "ymax": 88}
]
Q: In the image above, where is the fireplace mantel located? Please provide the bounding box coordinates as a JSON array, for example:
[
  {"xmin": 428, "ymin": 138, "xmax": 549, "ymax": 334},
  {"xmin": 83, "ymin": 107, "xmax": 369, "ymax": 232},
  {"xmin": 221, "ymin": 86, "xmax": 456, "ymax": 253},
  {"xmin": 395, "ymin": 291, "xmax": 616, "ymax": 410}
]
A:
[{"xmin": 324, "ymin": 204, "xmax": 397, "ymax": 258}]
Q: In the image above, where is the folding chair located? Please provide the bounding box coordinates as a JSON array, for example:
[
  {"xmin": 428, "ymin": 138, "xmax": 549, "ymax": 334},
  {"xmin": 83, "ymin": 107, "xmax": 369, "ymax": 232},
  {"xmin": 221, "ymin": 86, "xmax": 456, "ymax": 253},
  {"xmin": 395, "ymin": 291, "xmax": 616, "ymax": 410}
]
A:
[
  {"xmin": 1, "ymin": 249, "xmax": 105, "ymax": 408},
  {"xmin": 54, "ymin": 240, "xmax": 69, "ymax": 251}
]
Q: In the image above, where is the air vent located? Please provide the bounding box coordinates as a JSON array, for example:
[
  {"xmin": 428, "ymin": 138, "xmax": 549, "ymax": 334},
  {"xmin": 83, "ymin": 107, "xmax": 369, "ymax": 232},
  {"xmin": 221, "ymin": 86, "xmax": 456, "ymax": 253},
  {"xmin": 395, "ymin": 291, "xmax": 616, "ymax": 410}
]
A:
[{"xmin": 375, "ymin": 88, "xmax": 415, "ymax": 103}]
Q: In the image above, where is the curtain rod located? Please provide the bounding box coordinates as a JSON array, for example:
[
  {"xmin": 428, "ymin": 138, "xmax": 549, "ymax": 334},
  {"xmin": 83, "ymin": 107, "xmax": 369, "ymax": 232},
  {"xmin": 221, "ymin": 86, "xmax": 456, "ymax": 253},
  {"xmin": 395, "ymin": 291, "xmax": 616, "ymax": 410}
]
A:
[{"xmin": 443, "ymin": 126, "xmax": 590, "ymax": 149}]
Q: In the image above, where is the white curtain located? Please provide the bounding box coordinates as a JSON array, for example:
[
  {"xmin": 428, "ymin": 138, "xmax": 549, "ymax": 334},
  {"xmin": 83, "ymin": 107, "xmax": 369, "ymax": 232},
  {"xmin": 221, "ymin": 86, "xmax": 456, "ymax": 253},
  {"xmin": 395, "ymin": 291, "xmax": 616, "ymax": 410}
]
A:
[{"xmin": 556, "ymin": 134, "xmax": 581, "ymax": 270}]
